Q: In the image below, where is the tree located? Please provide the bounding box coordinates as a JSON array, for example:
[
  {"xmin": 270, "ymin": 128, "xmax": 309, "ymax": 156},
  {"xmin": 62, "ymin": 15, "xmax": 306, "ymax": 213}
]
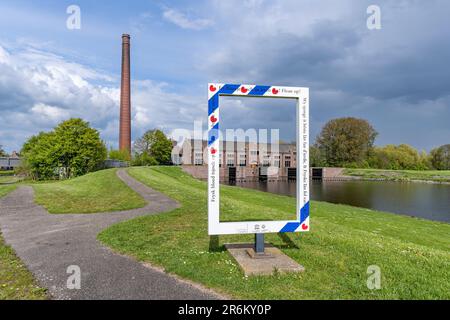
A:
[
  {"xmin": 21, "ymin": 132, "xmax": 57, "ymax": 179},
  {"xmin": 108, "ymin": 149, "xmax": 131, "ymax": 162},
  {"xmin": 309, "ymin": 145, "xmax": 325, "ymax": 167},
  {"xmin": 430, "ymin": 144, "xmax": 450, "ymax": 170},
  {"xmin": 133, "ymin": 129, "xmax": 173, "ymax": 166},
  {"xmin": 316, "ymin": 117, "xmax": 378, "ymax": 167},
  {"xmin": 369, "ymin": 144, "xmax": 430, "ymax": 170},
  {"xmin": 21, "ymin": 118, "xmax": 107, "ymax": 180},
  {"xmin": 0, "ymin": 145, "xmax": 7, "ymax": 157}
]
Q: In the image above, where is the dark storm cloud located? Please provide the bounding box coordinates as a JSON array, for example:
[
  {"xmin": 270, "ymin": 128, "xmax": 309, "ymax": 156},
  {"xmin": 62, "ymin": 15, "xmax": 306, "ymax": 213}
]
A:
[
  {"xmin": 201, "ymin": 0, "xmax": 450, "ymax": 150},
  {"xmin": 0, "ymin": 0, "xmax": 449, "ymax": 152}
]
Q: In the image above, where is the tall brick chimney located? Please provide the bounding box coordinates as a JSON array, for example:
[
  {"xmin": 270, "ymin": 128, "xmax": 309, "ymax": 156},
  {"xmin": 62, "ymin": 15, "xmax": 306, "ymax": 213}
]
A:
[{"xmin": 119, "ymin": 34, "xmax": 131, "ymax": 154}]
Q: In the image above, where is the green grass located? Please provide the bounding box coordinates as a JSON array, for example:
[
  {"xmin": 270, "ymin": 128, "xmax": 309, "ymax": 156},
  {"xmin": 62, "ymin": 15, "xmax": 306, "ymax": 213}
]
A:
[
  {"xmin": 0, "ymin": 187, "xmax": 47, "ymax": 300},
  {"xmin": 98, "ymin": 167, "xmax": 450, "ymax": 299},
  {"xmin": 0, "ymin": 176, "xmax": 21, "ymax": 184},
  {"xmin": 33, "ymin": 169, "xmax": 147, "ymax": 214},
  {"xmin": 344, "ymin": 168, "xmax": 450, "ymax": 183},
  {"xmin": 0, "ymin": 185, "xmax": 16, "ymax": 198},
  {"xmin": 0, "ymin": 235, "xmax": 47, "ymax": 300}
]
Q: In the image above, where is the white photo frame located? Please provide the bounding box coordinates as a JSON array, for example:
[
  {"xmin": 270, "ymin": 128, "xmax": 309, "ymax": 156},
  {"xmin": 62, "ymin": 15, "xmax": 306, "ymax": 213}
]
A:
[{"xmin": 207, "ymin": 83, "xmax": 310, "ymax": 235}]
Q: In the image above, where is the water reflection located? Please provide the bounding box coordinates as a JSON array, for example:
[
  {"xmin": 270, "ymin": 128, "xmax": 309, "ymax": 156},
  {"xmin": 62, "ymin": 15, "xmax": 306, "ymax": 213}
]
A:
[{"xmin": 226, "ymin": 180, "xmax": 450, "ymax": 223}]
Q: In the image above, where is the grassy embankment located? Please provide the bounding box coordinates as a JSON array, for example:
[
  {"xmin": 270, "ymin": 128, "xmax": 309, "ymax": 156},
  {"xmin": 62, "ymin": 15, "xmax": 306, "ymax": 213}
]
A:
[
  {"xmin": 98, "ymin": 167, "xmax": 450, "ymax": 300},
  {"xmin": 0, "ymin": 186, "xmax": 47, "ymax": 300},
  {"xmin": 33, "ymin": 168, "xmax": 147, "ymax": 214},
  {"xmin": 0, "ymin": 176, "xmax": 21, "ymax": 184},
  {"xmin": 0, "ymin": 185, "xmax": 16, "ymax": 198},
  {"xmin": 344, "ymin": 168, "xmax": 450, "ymax": 183},
  {"xmin": 1, "ymin": 168, "xmax": 147, "ymax": 299}
]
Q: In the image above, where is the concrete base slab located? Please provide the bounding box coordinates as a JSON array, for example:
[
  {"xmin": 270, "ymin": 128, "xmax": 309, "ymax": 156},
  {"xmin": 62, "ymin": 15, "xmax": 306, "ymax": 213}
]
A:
[
  {"xmin": 246, "ymin": 248, "xmax": 276, "ymax": 259},
  {"xmin": 225, "ymin": 243, "xmax": 305, "ymax": 276}
]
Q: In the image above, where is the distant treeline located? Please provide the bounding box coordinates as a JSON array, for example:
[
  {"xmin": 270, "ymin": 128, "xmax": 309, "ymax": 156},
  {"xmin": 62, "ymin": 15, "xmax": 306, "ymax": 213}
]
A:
[{"xmin": 310, "ymin": 117, "xmax": 450, "ymax": 170}]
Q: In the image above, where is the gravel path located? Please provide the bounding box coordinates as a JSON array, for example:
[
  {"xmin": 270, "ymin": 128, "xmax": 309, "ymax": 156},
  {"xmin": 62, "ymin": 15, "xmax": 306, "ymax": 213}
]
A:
[{"xmin": 0, "ymin": 169, "xmax": 220, "ymax": 300}]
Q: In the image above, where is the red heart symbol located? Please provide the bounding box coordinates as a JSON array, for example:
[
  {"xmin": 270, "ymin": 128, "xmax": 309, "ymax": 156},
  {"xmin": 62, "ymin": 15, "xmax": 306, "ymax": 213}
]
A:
[
  {"xmin": 301, "ymin": 223, "xmax": 308, "ymax": 230},
  {"xmin": 210, "ymin": 85, "xmax": 217, "ymax": 92},
  {"xmin": 272, "ymin": 88, "xmax": 279, "ymax": 95},
  {"xmin": 210, "ymin": 115, "xmax": 218, "ymax": 123},
  {"xmin": 211, "ymin": 148, "xmax": 217, "ymax": 155},
  {"xmin": 241, "ymin": 87, "xmax": 248, "ymax": 94}
]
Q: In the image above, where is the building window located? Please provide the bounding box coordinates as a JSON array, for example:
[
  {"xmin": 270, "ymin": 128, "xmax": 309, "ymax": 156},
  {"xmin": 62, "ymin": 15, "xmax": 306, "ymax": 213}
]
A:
[
  {"xmin": 274, "ymin": 160, "xmax": 280, "ymax": 168},
  {"xmin": 238, "ymin": 153, "xmax": 246, "ymax": 167},
  {"xmin": 285, "ymin": 161, "xmax": 291, "ymax": 168},
  {"xmin": 227, "ymin": 153, "xmax": 234, "ymax": 167},
  {"xmin": 194, "ymin": 152, "xmax": 203, "ymax": 166}
]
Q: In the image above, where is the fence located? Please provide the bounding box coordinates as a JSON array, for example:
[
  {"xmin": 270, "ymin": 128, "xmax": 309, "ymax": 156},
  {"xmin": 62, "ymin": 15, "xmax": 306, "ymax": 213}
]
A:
[
  {"xmin": 103, "ymin": 159, "xmax": 130, "ymax": 168},
  {"xmin": 0, "ymin": 157, "xmax": 21, "ymax": 170}
]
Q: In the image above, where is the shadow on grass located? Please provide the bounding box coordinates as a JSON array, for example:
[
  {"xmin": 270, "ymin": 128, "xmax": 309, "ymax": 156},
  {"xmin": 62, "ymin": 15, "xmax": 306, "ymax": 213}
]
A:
[
  {"xmin": 208, "ymin": 233, "xmax": 299, "ymax": 253},
  {"xmin": 208, "ymin": 235, "xmax": 226, "ymax": 252},
  {"xmin": 276, "ymin": 233, "xmax": 299, "ymax": 249}
]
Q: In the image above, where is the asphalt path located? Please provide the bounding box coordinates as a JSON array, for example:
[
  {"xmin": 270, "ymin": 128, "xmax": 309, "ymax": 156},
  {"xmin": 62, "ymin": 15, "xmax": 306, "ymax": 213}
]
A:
[{"xmin": 0, "ymin": 169, "xmax": 221, "ymax": 300}]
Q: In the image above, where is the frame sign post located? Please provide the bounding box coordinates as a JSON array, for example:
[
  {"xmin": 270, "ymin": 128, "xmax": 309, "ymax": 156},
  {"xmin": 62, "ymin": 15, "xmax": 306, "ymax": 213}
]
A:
[{"xmin": 207, "ymin": 83, "xmax": 310, "ymax": 236}]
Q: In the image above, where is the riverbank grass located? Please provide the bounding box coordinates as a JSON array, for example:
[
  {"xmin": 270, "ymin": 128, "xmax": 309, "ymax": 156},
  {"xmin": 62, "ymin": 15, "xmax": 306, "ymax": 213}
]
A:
[
  {"xmin": 33, "ymin": 169, "xmax": 147, "ymax": 214},
  {"xmin": 99, "ymin": 167, "xmax": 450, "ymax": 299},
  {"xmin": 344, "ymin": 168, "xmax": 450, "ymax": 183}
]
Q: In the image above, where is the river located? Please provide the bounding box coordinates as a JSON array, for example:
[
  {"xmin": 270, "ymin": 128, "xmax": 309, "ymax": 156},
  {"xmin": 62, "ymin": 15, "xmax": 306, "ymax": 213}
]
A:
[{"xmin": 226, "ymin": 179, "xmax": 450, "ymax": 223}]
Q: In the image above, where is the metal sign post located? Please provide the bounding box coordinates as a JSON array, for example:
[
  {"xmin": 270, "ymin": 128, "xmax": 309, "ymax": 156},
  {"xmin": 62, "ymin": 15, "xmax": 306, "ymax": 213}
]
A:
[
  {"xmin": 207, "ymin": 83, "xmax": 310, "ymax": 239},
  {"xmin": 255, "ymin": 234, "xmax": 265, "ymax": 254}
]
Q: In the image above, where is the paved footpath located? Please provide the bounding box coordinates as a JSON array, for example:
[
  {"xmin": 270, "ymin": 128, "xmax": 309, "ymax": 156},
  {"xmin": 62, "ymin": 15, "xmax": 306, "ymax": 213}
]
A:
[{"xmin": 0, "ymin": 169, "xmax": 220, "ymax": 300}]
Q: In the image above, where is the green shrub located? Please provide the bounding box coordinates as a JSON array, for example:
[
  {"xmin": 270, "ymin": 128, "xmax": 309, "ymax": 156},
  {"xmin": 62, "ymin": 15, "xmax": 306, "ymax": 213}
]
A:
[
  {"xmin": 369, "ymin": 144, "xmax": 431, "ymax": 170},
  {"xmin": 132, "ymin": 129, "xmax": 173, "ymax": 166},
  {"xmin": 430, "ymin": 145, "xmax": 450, "ymax": 170},
  {"xmin": 108, "ymin": 149, "xmax": 131, "ymax": 162},
  {"xmin": 21, "ymin": 118, "xmax": 107, "ymax": 180}
]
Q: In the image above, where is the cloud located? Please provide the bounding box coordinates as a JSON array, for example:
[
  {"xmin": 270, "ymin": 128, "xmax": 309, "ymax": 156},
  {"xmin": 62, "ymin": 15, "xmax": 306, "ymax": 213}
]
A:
[
  {"xmin": 31, "ymin": 103, "xmax": 70, "ymax": 123},
  {"xmin": 0, "ymin": 45, "xmax": 119, "ymax": 152},
  {"xmin": 1, "ymin": 0, "xmax": 450, "ymax": 153},
  {"xmin": 196, "ymin": 0, "xmax": 450, "ymax": 151},
  {"xmin": 131, "ymin": 80, "xmax": 204, "ymax": 139},
  {"xmin": 0, "ymin": 44, "xmax": 204, "ymax": 153},
  {"xmin": 163, "ymin": 8, "xmax": 213, "ymax": 30}
]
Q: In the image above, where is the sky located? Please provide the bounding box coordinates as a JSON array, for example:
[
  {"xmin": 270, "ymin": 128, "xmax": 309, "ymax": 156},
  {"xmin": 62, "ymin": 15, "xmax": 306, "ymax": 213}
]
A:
[{"xmin": 0, "ymin": 0, "xmax": 449, "ymax": 153}]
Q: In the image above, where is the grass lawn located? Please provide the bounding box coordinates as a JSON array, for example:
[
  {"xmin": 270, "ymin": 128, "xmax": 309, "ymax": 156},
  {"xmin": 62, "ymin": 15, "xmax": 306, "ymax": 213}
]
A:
[
  {"xmin": 0, "ymin": 185, "xmax": 16, "ymax": 198},
  {"xmin": 33, "ymin": 168, "xmax": 147, "ymax": 214},
  {"xmin": 0, "ymin": 187, "xmax": 47, "ymax": 300},
  {"xmin": 0, "ymin": 235, "xmax": 47, "ymax": 300},
  {"xmin": 344, "ymin": 168, "xmax": 450, "ymax": 183},
  {"xmin": 98, "ymin": 167, "xmax": 450, "ymax": 299},
  {"xmin": 0, "ymin": 176, "xmax": 21, "ymax": 184}
]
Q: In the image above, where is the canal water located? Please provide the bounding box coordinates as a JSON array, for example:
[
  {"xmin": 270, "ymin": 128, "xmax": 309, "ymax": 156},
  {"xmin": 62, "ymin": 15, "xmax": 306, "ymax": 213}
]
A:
[{"xmin": 226, "ymin": 179, "xmax": 450, "ymax": 223}]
